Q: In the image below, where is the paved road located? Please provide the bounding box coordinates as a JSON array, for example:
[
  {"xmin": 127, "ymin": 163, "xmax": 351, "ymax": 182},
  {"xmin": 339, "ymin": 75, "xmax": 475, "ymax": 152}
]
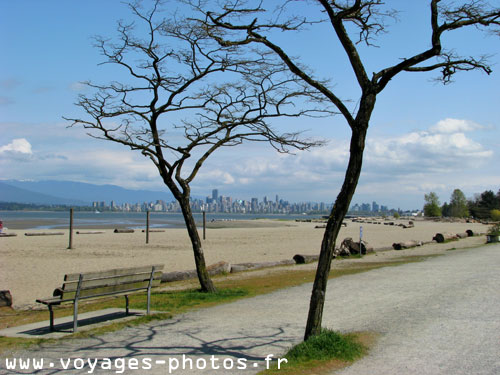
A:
[{"xmin": 2, "ymin": 244, "xmax": 499, "ymax": 374}]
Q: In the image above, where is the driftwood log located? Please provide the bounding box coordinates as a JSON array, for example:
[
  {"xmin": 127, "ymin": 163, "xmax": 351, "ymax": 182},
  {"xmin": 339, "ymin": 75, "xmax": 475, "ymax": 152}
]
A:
[
  {"xmin": 432, "ymin": 232, "xmax": 457, "ymax": 243},
  {"xmin": 141, "ymin": 229, "xmax": 166, "ymax": 233},
  {"xmin": 339, "ymin": 237, "xmax": 374, "ymax": 255},
  {"xmin": 401, "ymin": 224, "xmax": 415, "ymax": 229},
  {"xmin": 392, "ymin": 240, "xmax": 422, "ymax": 250},
  {"xmin": 0, "ymin": 290, "xmax": 12, "ymax": 307},
  {"xmin": 161, "ymin": 269, "xmax": 197, "ymax": 282},
  {"xmin": 113, "ymin": 229, "xmax": 135, "ymax": 233},
  {"xmin": 230, "ymin": 260, "xmax": 295, "ymax": 273},
  {"xmin": 208, "ymin": 261, "xmax": 231, "ymax": 275},
  {"xmin": 456, "ymin": 232, "xmax": 468, "ymax": 239},
  {"xmin": 76, "ymin": 231, "xmax": 105, "ymax": 235},
  {"xmin": 25, "ymin": 232, "xmax": 64, "ymax": 236},
  {"xmin": 0, "ymin": 233, "xmax": 17, "ymax": 237},
  {"xmin": 293, "ymin": 254, "xmax": 320, "ymax": 264},
  {"xmin": 161, "ymin": 261, "xmax": 232, "ymax": 282}
]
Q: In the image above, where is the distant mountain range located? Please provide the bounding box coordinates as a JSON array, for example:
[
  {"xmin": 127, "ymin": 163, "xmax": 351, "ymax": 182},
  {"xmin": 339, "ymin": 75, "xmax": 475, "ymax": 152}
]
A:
[{"xmin": 0, "ymin": 180, "xmax": 175, "ymax": 206}]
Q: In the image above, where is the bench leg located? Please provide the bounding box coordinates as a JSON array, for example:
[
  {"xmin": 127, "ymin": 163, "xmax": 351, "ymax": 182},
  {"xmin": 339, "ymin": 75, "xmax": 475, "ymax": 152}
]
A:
[
  {"xmin": 125, "ymin": 295, "xmax": 129, "ymax": 315},
  {"xmin": 73, "ymin": 300, "xmax": 78, "ymax": 332},
  {"xmin": 147, "ymin": 287, "xmax": 151, "ymax": 315},
  {"xmin": 48, "ymin": 305, "xmax": 54, "ymax": 331}
]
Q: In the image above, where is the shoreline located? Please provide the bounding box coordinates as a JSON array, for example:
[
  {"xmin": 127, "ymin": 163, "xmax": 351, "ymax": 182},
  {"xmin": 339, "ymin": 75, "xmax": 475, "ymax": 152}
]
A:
[
  {"xmin": 0, "ymin": 211, "xmax": 320, "ymax": 230},
  {"xmin": 0, "ymin": 218, "xmax": 490, "ymax": 309}
]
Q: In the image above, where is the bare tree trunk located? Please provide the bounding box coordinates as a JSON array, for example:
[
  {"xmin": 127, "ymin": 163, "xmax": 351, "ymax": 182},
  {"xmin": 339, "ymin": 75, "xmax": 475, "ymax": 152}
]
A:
[
  {"xmin": 179, "ymin": 197, "xmax": 217, "ymax": 293},
  {"xmin": 304, "ymin": 125, "xmax": 368, "ymax": 340}
]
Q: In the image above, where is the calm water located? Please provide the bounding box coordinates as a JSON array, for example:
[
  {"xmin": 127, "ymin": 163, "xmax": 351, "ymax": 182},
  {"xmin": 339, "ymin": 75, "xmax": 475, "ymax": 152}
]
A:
[{"xmin": 0, "ymin": 211, "xmax": 322, "ymax": 230}]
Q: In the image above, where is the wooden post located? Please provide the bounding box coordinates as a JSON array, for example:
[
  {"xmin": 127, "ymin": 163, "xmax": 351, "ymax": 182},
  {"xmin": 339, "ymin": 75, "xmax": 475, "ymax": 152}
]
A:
[
  {"xmin": 146, "ymin": 210, "xmax": 150, "ymax": 244},
  {"xmin": 359, "ymin": 225, "xmax": 363, "ymax": 256},
  {"xmin": 203, "ymin": 211, "xmax": 206, "ymax": 240},
  {"xmin": 68, "ymin": 208, "xmax": 74, "ymax": 249}
]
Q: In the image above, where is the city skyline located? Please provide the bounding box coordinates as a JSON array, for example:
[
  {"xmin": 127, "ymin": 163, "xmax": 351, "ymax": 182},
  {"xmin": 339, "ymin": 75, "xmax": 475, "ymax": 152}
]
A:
[{"xmin": 88, "ymin": 188, "xmax": 403, "ymax": 215}]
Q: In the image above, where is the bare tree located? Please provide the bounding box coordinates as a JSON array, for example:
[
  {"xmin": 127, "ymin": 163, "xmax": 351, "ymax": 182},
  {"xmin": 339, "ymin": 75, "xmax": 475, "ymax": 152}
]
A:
[
  {"xmin": 191, "ymin": 0, "xmax": 500, "ymax": 336},
  {"xmin": 65, "ymin": 1, "xmax": 329, "ymax": 292}
]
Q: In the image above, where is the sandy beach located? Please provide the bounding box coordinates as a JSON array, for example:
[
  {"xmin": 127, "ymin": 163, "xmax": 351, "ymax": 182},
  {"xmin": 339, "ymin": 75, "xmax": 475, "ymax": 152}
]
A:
[{"xmin": 0, "ymin": 218, "xmax": 490, "ymax": 309}]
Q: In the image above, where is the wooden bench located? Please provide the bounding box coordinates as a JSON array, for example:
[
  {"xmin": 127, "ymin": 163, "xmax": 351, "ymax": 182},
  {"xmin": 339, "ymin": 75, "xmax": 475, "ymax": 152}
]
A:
[{"xmin": 36, "ymin": 265, "xmax": 164, "ymax": 332}]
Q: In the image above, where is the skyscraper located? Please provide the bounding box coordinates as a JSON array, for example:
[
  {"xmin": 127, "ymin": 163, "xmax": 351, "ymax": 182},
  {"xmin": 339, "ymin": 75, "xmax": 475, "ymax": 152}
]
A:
[{"xmin": 212, "ymin": 189, "xmax": 218, "ymax": 201}]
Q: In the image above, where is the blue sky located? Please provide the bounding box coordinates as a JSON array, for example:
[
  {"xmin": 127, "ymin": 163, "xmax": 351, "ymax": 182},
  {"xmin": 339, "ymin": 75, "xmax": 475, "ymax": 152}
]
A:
[{"xmin": 1, "ymin": 0, "xmax": 499, "ymax": 210}]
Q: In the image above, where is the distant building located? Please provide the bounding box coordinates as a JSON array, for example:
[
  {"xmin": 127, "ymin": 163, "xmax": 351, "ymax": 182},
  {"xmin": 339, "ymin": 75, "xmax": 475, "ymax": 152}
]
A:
[
  {"xmin": 251, "ymin": 198, "xmax": 258, "ymax": 212},
  {"xmin": 361, "ymin": 203, "xmax": 371, "ymax": 212}
]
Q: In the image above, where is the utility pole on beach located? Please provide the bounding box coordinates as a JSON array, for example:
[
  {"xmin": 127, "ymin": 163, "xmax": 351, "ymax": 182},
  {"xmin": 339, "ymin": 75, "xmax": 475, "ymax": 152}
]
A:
[{"xmin": 68, "ymin": 208, "xmax": 73, "ymax": 250}]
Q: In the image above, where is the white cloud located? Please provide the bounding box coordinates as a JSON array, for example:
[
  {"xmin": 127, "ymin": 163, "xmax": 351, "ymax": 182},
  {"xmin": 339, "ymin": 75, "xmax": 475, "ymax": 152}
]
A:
[
  {"xmin": 365, "ymin": 120, "xmax": 493, "ymax": 173},
  {"xmin": 198, "ymin": 169, "xmax": 236, "ymax": 185},
  {"xmin": 429, "ymin": 118, "xmax": 484, "ymax": 134},
  {"xmin": 0, "ymin": 138, "xmax": 33, "ymax": 155}
]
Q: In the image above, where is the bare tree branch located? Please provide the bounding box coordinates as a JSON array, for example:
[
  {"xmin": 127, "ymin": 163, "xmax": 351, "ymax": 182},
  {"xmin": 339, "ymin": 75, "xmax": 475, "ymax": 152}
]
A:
[{"xmin": 66, "ymin": 0, "xmax": 333, "ymax": 292}]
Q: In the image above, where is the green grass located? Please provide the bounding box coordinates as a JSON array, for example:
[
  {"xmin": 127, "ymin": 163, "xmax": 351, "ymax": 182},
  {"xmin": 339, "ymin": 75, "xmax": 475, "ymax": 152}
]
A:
[
  {"xmin": 135, "ymin": 288, "xmax": 249, "ymax": 312},
  {"xmin": 287, "ymin": 329, "xmax": 364, "ymax": 361},
  {"xmin": 260, "ymin": 329, "xmax": 370, "ymax": 374}
]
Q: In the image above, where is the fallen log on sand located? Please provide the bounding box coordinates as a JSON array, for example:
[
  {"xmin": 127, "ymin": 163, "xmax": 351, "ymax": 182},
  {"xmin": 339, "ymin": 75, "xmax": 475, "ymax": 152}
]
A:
[
  {"xmin": 161, "ymin": 262, "xmax": 231, "ymax": 282},
  {"xmin": 231, "ymin": 260, "xmax": 295, "ymax": 273},
  {"xmin": 456, "ymin": 232, "xmax": 468, "ymax": 239},
  {"xmin": 392, "ymin": 240, "xmax": 422, "ymax": 250},
  {"xmin": 113, "ymin": 229, "xmax": 134, "ymax": 233},
  {"xmin": 339, "ymin": 237, "xmax": 374, "ymax": 255},
  {"xmin": 208, "ymin": 261, "xmax": 231, "ymax": 275},
  {"xmin": 25, "ymin": 232, "xmax": 64, "ymax": 236},
  {"xmin": 76, "ymin": 231, "xmax": 105, "ymax": 235},
  {"xmin": 141, "ymin": 229, "xmax": 166, "ymax": 233},
  {"xmin": 160, "ymin": 260, "xmax": 291, "ymax": 281},
  {"xmin": 161, "ymin": 269, "xmax": 197, "ymax": 282},
  {"xmin": 0, "ymin": 233, "xmax": 17, "ymax": 237},
  {"xmin": 293, "ymin": 254, "xmax": 320, "ymax": 264},
  {"xmin": 0, "ymin": 290, "xmax": 12, "ymax": 307},
  {"xmin": 432, "ymin": 232, "xmax": 457, "ymax": 243}
]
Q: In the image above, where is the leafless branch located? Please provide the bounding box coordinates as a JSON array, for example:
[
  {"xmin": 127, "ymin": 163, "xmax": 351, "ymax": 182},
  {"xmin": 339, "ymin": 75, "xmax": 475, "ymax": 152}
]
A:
[{"xmin": 66, "ymin": 0, "xmax": 331, "ymax": 198}]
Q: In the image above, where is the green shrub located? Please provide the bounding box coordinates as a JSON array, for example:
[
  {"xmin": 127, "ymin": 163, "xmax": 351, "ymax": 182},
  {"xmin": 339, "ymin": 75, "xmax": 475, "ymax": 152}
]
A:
[
  {"xmin": 285, "ymin": 329, "xmax": 365, "ymax": 363},
  {"xmin": 490, "ymin": 209, "xmax": 500, "ymax": 221}
]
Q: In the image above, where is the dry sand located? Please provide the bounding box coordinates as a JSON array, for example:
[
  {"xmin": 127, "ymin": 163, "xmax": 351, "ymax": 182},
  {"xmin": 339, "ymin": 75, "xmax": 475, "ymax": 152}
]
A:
[{"xmin": 0, "ymin": 218, "xmax": 489, "ymax": 309}]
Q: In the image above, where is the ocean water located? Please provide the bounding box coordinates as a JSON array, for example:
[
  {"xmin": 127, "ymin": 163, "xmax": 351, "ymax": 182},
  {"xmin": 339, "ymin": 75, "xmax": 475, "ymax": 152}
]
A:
[{"xmin": 0, "ymin": 211, "xmax": 322, "ymax": 230}]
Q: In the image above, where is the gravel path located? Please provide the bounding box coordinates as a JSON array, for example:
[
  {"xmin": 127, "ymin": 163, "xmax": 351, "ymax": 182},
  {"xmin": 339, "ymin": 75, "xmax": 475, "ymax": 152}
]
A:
[{"xmin": 2, "ymin": 244, "xmax": 499, "ymax": 374}]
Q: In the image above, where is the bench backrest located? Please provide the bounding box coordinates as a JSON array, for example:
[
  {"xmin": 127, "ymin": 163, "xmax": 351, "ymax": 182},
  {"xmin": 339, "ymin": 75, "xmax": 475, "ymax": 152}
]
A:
[{"xmin": 59, "ymin": 265, "xmax": 164, "ymax": 301}]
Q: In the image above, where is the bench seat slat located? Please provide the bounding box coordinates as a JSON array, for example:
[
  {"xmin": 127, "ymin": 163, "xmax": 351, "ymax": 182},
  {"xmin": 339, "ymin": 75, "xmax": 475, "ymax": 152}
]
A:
[
  {"xmin": 64, "ymin": 265, "xmax": 164, "ymax": 281},
  {"xmin": 36, "ymin": 297, "xmax": 62, "ymax": 305},
  {"xmin": 60, "ymin": 279, "xmax": 161, "ymax": 300},
  {"xmin": 62, "ymin": 271, "xmax": 163, "ymax": 291}
]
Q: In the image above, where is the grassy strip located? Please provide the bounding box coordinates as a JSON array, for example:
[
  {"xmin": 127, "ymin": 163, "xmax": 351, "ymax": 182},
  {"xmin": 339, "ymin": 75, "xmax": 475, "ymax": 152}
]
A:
[
  {"xmin": 260, "ymin": 329, "xmax": 375, "ymax": 375},
  {"xmin": 0, "ymin": 254, "xmax": 435, "ymax": 354}
]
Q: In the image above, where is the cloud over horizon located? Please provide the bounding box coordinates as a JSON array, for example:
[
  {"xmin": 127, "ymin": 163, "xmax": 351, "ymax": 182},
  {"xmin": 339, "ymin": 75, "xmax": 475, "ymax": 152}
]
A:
[
  {"xmin": 0, "ymin": 138, "xmax": 33, "ymax": 160},
  {"xmin": 0, "ymin": 118, "xmax": 497, "ymax": 208}
]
